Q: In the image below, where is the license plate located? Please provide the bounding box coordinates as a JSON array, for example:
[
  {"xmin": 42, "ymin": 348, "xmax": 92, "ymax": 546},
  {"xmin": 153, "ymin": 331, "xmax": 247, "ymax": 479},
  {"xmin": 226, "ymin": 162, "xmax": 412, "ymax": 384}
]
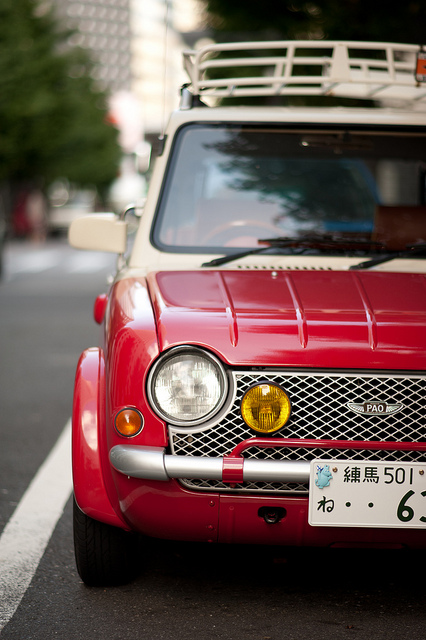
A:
[{"xmin": 309, "ymin": 460, "xmax": 426, "ymax": 528}]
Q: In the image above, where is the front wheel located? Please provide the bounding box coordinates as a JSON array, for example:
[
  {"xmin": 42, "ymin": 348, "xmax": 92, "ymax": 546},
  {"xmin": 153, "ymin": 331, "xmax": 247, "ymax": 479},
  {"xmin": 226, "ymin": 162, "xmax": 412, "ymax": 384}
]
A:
[{"xmin": 73, "ymin": 496, "xmax": 140, "ymax": 586}]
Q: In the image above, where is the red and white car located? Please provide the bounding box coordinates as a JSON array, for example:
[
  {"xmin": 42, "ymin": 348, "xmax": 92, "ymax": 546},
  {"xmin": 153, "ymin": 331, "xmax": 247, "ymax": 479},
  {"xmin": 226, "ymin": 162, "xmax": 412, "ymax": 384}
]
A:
[{"xmin": 69, "ymin": 41, "xmax": 426, "ymax": 585}]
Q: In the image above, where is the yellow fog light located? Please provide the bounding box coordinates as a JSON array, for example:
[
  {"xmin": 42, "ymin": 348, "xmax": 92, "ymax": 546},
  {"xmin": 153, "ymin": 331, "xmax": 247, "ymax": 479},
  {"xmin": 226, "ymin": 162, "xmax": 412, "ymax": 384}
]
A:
[
  {"xmin": 114, "ymin": 408, "xmax": 144, "ymax": 437},
  {"xmin": 241, "ymin": 383, "xmax": 291, "ymax": 434}
]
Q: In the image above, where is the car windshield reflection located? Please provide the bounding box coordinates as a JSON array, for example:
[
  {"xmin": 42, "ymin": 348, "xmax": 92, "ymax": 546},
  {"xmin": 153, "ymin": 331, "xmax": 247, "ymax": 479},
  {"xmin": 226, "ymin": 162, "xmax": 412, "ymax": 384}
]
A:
[{"xmin": 152, "ymin": 126, "xmax": 426, "ymax": 256}]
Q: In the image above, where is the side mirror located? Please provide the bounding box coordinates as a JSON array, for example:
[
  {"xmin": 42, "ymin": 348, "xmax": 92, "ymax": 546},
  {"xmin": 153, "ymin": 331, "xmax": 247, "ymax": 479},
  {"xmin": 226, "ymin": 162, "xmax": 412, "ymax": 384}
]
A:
[{"xmin": 68, "ymin": 214, "xmax": 128, "ymax": 253}]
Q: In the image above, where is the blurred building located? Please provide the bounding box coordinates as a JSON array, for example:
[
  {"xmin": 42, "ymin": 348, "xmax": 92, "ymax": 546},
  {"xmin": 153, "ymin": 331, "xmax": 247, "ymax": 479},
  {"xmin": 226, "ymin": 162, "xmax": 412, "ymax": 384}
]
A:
[
  {"xmin": 54, "ymin": 0, "xmax": 203, "ymax": 144},
  {"xmin": 131, "ymin": 0, "xmax": 203, "ymax": 136},
  {"xmin": 54, "ymin": 0, "xmax": 133, "ymax": 92}
]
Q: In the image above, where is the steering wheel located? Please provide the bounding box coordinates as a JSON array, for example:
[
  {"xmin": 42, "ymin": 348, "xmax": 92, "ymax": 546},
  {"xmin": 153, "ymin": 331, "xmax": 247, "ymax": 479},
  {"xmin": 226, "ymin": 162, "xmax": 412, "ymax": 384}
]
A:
[{"xmin": 201, "ymin": 220, "xmax": 278, "ymax": 246}]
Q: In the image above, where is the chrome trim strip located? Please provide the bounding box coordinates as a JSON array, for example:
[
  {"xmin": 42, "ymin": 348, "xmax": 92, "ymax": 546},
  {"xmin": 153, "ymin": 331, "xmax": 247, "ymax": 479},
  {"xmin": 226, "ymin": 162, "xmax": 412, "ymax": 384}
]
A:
[
  {"xmin": 243, "ymin": 458, "xmax": 309, "ymax": 483},
  {"xmin": 165, "ymin": 455, "xmax": 223, "ymax": 479},
  {"xmin": 110, "ymin": 445, "xmax": 310, "ymax": 483},
  {"xmin": 110, "ymin": 445, "xmax": 168, "ymax": 481}
]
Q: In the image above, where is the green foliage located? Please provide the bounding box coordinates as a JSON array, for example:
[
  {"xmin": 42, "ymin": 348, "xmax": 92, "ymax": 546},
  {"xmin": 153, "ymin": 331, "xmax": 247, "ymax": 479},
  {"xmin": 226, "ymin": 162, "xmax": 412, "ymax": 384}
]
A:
[
  {"xmin": 204, "ymin": 0, "xmax": 315, "ymax": 39},
  {"xmin": 204, "ymin": 0, "xmax": 426, "ymax": 44},
  {"xmin": 0, "ymin": 0, "xmax": 120, "ymax": 191}
]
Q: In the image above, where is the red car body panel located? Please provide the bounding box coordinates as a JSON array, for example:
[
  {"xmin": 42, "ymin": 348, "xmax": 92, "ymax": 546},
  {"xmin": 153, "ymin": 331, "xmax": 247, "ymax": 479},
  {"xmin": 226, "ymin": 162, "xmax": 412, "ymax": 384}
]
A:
[
  {"xmin": 147, "ymin": 270, "xmax": 426, "ymax": 368},
  {"xmin": 104, "ymin": 278, "xmax": 166, "ymax": 442},
  {"xmin": 72, "ymin": 347, "xmax": 127, "ymax": 529},
  {"xmin": 72, "ymin": 269, "xmax": 426, "ymax": 546},
  {"xmin": 216, "ymin": 494, "xmax": 426, "ymax": 548}
]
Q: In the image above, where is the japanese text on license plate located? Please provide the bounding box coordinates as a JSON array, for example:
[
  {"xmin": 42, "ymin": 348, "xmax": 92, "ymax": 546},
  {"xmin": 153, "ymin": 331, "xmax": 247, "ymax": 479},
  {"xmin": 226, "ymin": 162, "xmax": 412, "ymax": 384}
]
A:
[{"xmin": 309, "ymin": 460, "xmax": 426, "ymax": 528}]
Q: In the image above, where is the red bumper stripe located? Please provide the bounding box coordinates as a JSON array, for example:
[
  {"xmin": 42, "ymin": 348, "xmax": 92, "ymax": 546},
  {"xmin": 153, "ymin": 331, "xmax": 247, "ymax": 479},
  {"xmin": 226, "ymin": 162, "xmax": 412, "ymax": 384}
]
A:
[{"xmin": 222, "ymin": 456, "xmax": 245, "ymax": 483}]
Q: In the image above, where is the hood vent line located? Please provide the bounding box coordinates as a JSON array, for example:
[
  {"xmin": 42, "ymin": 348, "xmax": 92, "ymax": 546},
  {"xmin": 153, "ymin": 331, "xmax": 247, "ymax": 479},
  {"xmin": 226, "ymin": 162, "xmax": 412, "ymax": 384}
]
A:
[
  {"xmin": 351, "ymin": 272, "xmax": 378, "ymax": 351},
  {"xmin": 216, "ymin": 272, "xmax": 239, "ymax": 347},
  {"xmin": 284, "ymin": 273, "xmax": 308, "ymax": 349}
]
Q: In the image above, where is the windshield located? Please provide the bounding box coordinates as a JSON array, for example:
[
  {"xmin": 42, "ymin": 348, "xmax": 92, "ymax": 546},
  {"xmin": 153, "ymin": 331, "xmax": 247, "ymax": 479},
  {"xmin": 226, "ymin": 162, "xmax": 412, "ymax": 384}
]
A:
[{"xmin": 152, "ymin": 125, "xmax": 426, "ymax": 256}]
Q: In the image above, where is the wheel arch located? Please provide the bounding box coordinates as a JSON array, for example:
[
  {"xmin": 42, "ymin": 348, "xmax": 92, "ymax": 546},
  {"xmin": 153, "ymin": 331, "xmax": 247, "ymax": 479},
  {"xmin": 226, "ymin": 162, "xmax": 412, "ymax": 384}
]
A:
[{"xmin": 72, "ymin": 347, "xmax": 128, "ymax": 529}]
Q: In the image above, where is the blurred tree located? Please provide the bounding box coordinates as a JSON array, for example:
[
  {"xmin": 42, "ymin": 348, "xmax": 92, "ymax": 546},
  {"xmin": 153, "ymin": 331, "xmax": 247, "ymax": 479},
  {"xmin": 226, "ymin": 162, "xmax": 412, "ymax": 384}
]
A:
[
  {"xmin": 0, "ymin": 0, "xmax": 120, "ymax": 194},
  {"xmin": 204, "ymin": 0, "xmax": 426, "ymax": 44},
  {"xmin": 203, "ymin": 0, "xmax": 315, "ymax": 40}
]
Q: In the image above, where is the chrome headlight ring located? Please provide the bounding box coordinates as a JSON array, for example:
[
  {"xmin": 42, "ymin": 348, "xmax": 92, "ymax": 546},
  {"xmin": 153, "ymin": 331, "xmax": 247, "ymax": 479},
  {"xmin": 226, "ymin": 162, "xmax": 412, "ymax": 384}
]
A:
[{"xmin": 147, "ymin": 346, "xmax": 229, "ymax": 427}]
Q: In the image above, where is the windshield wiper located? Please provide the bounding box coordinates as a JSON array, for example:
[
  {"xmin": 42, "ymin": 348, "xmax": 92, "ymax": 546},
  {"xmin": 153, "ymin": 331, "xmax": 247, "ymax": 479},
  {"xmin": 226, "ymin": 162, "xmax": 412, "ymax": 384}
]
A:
[
  {"xmin": 202, "ymin": 236, "xmax": 383, "ymax": 268},
  {"xmin": 202, "ymin": 244, "xmax": 281, "ymax": 267},
  {"xmin": 350, "ymin": 243, "xmax": 426, "ymax": 270}
]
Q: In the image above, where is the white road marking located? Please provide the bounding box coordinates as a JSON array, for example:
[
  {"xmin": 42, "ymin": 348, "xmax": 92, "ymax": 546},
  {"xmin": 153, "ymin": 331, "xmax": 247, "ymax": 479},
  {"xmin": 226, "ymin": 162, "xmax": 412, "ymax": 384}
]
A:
[
  {"xmin": 6, "ymin": 249, "xmax": 63, "ymax": 274},
  {"xmin": 0, "ymin": 420, "xmax": 72, "ymax": 632},
  {"xmin": 3, "ymin": 241, "xmax": 116, "ymax": 279}
]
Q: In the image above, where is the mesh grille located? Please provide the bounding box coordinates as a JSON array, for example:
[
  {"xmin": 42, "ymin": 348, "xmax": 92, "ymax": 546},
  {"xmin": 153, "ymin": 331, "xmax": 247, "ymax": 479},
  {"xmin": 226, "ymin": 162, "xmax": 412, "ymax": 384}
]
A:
[{"xmin": 169, "ymin": 370, "xmax": 426, "ymax": 494}]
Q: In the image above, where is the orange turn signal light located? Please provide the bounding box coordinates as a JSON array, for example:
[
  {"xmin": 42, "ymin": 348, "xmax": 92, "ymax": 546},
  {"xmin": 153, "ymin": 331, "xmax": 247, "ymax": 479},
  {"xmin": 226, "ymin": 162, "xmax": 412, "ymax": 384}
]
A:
[{"xmin": 114, "ymin": 408, "xmax": 144, "ymax": 437}]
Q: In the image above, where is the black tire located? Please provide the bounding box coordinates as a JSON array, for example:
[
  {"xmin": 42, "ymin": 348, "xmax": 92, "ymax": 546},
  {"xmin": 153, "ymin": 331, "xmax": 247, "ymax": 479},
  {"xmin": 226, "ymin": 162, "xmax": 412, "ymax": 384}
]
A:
[{"xmin": 73, "ymin": 496, "xmax": 140, "ymax": 586}]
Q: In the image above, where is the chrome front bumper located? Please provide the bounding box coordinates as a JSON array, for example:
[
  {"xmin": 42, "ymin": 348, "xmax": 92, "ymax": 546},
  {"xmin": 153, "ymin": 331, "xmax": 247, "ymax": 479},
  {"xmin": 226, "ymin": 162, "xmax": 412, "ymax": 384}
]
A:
[
  {"xmin": 110, "ymin": 437, "xmax": 426, "ymax": 486},
  {"xmin": 110, "ymin": 445, "xmax": 310, "ymax": 484}
]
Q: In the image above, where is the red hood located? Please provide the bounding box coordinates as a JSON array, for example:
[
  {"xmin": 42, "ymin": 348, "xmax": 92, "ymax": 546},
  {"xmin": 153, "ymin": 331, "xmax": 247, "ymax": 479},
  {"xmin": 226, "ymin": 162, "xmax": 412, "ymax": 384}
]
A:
[{"xmin": 145, "ymin": 270, "xmax": 426, "ymax": 369}]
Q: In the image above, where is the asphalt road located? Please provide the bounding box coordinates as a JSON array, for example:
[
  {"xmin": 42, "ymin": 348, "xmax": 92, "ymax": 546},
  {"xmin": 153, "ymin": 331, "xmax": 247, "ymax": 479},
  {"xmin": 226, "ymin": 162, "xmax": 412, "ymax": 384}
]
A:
[{"xmin": 0, "ymin": 238, "xmax": 425, "ymax": 640}]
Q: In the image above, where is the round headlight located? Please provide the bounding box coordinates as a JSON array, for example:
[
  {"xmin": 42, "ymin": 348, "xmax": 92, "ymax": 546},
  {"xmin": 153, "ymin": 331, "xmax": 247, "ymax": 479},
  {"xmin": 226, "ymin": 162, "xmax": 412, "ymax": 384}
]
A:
[
  {"xmin": 241, "ymin": 383, "xmax": 291, "ymax": 434},
  {"xmin": 148, "ymin": 348, "xmax": 228, "ymax": 425}
]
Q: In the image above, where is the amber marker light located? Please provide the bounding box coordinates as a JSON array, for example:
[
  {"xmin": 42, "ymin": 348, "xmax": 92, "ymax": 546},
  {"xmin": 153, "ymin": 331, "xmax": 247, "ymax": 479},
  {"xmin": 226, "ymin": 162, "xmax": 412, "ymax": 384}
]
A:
[
  {"xmin": 114, "ymin": 408, "xmax": 144, "ymax": 437},
  {"xmin": 241, "ymin": 383, "xmax": 291, "ymax": 434}
]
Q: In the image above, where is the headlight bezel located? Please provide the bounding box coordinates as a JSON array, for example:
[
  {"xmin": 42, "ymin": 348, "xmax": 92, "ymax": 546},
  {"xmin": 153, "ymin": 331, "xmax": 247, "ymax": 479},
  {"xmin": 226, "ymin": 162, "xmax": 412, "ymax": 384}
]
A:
[{"xmin": 147, "ymin": 346, "xmax": 229, "ymax": 427}]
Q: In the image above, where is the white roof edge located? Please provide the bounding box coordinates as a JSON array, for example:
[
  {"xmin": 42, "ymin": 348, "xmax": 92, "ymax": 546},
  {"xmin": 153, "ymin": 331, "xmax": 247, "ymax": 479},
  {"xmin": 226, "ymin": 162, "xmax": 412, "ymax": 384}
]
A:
[
  {"xmin": 168, "ymin": 104, "xmax": 426, "ymax": 127},
  {"xmin": 182, "ymin": 40, "xmax": 426, "ymax": 105}
]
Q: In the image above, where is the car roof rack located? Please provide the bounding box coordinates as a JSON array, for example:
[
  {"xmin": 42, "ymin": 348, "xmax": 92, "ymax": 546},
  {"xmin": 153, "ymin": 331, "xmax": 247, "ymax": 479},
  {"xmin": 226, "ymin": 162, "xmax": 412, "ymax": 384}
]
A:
[{"xmin": 181, "ymin": 40, "xmax": 426, "ymax": 107}]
